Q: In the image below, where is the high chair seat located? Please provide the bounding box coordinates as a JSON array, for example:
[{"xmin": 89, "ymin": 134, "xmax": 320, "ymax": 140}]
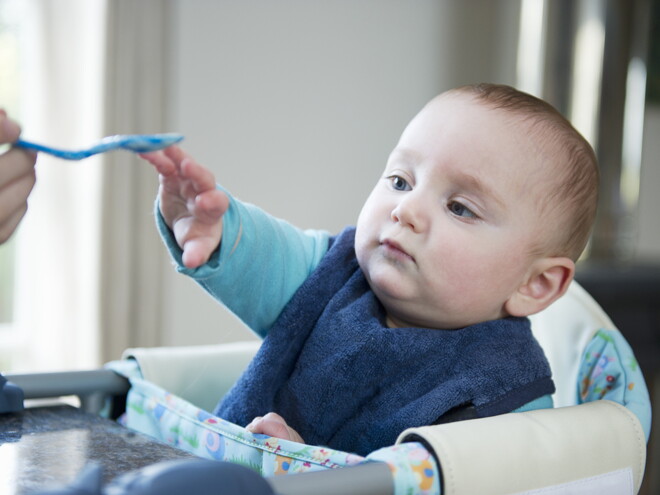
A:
[{"xmin": 110, "ymin": 280, "xmax": 651, "ymax": 495}]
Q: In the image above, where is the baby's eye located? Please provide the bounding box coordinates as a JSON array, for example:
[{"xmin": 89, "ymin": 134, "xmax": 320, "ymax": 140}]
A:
[
  {"xmin": 448, "ymin": 201, "xmax": 477, "ymax": 219},
  {"xmin": 388, "ymin": 175, "xmax": 411, "ymax": 191}
]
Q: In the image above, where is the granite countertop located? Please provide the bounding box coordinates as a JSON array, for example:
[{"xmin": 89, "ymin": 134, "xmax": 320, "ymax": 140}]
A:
[{"xmin": 0, "ymin": 405, "xmax": 196, "ymax": 494}]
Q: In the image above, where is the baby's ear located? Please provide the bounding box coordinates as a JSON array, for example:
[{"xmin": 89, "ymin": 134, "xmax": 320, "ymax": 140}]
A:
[{"xmin": 504, "ymin": 257, "xmax": 575, "ymax": 317}]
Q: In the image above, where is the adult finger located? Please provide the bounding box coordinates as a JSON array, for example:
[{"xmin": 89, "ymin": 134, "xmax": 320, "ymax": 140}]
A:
[
  {"xmin": 0, "ymin": 159, "xmax": 36, "ymax": 205},
  {"xmin": 0, "ymin": 109, "xmax": 21, "ymax": 144},
  {"xmin": 0, "ymin": 148, "xmax": 37, "ymax": 188},
  {"xmin": 0, "ymin": 204, "xmax": 28, "ymax": 244}
]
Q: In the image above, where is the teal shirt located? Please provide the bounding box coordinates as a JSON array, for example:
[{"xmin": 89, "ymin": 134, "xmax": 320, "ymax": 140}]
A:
[{"xmin": 156, "ymin": 187, "xmax": 330, "ymax": 337}]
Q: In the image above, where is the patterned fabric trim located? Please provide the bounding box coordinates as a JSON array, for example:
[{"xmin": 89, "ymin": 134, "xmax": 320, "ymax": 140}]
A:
[
  {"xmin": 578, "ymin": 329, "xmax": 652, "ymax": 441},
  {"xmin": 107, "ymin": 359, "xmax": 441, "ymax": 494}
]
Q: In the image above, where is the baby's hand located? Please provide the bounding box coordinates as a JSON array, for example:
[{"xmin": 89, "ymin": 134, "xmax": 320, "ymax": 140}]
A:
[
  {"xmin": 246, "ymin": 412, "xmax": 305, "ymax": 444},
  {"xmin": 140, "ymin": 146, "xmax": 229, "ymax": 269}
]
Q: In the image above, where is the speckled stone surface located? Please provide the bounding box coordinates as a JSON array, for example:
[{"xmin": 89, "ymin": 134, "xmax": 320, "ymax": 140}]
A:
[{"xmin": 0, "ymin": 405, "xmax": 195, "ymax": 494}]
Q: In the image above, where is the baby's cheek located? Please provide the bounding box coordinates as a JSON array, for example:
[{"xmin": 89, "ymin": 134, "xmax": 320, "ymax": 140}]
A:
[{"xmin": 427, "ymin": 255, "xmax": 491, "ymax": 304}]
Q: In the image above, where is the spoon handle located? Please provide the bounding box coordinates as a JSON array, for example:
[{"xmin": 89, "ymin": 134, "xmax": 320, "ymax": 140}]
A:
[
  {"xmin": 13, "ymin": 134, "xmax": 184, "ymax": 161},
  {"xmin": 14, "ymin": 138, "xmax": 95, "ymax": 160}
]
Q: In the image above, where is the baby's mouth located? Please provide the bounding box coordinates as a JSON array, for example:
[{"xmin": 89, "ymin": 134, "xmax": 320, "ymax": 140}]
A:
[{"xmin": 381, "ymin": 239, "xmax": 415, "ymax": 263}]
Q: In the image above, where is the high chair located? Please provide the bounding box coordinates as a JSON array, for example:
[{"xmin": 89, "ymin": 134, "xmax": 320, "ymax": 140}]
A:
[
  {"xmin": 5, "ymin": 280, "xmax": 651, "ymax": 494},
  {"xmin": 111, "ymin": 280, "xmax": 651, "ymax": 495}
]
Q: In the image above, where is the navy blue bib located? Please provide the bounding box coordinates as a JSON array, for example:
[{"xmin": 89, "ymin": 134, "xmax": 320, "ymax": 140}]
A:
[{"xmin": 216, "ymin": 227, "xmax": 554, "ymax": 455}]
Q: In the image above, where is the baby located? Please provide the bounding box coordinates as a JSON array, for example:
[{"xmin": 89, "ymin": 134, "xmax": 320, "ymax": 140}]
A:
[{"xmin": 141, "ymin": 83, "xmax": 598, "ymax": 456}]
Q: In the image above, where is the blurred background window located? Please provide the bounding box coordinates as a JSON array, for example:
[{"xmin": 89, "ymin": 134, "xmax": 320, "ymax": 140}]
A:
[{"xmin": 0, "ymin": 0, "xmax": 26, "ymax": 369}]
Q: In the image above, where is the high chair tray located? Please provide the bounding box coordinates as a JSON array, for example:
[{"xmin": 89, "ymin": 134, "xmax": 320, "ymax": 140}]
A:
[
  {"xmin": 0, "ymin": 404, "xmax": 197, "ymax": 494},
  {"xmin": 0, "ymin": 400, "xmax": 396, "ymax": 495}
]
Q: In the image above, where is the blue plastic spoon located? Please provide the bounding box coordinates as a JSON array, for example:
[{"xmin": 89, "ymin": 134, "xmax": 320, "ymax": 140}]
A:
[{"xmin": 14, "ymin": 133, "xmax": 184, "ymax": 160}]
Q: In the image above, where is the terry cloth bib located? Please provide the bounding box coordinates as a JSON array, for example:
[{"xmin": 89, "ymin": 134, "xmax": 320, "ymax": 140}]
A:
[{"xmin": 216, "ymin": 227, "xmax": 554, "ymax": 456}]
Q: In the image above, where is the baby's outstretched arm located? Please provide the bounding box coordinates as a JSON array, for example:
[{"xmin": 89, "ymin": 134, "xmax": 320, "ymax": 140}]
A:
[
  {"xmin": 246, "ymin": 412, "xmax": 305, "ymax": 444},
  {"xmin": 140, "ymin": 146, "xmax": 228, "ymax": 268}
]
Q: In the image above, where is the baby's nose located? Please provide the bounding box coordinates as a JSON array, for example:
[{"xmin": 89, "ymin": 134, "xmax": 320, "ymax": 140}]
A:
[{"xmin": 391, "ymin": 195, "xmax": 428, "ymax": 232}]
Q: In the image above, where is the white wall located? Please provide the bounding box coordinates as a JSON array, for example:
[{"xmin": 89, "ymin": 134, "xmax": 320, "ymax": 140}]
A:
[{"xmin": 157, "ymin": 0, "xmax": 520, "ymax": 346}]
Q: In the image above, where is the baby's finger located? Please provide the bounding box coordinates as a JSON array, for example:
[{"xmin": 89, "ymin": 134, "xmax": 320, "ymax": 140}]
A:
[
  {"xmin": 246, "ymin": 417, "xmax": 263, "ymax": 431},
  {"xmin": 180, "ymin": 157, "xmax": 217, "ymax": 194},
  {"xmin": 260, "ymin": 420, "xmax": 291, "ymax": 440},
  {"xmin": 163, "ymin": 145, "xmax": 190, "ymax": 169},
  {"xmin": 181, "ymin": 236, "xmax": 221, "ymax": 269},
  {"xmin": 193, "ymin": 189, "xmax": 229, "ymax": 224},
  {"xmin": 262, "ymin": 412, "xmax": 287, "ymax": 424},
  {"xmin": 138, "ymin": 150, "xmax": 177, "ymax": 177}
]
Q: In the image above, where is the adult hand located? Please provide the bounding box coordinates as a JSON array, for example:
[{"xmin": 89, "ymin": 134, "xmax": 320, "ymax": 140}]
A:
[{"xmin": 0, "ymin": 109, "xmax": 37, "ymax": 244}]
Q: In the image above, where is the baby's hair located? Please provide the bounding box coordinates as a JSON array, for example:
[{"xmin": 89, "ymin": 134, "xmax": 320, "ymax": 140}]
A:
[{"xmin": 449, "ymin": 83, "xmax": 599, "ymax": 261}]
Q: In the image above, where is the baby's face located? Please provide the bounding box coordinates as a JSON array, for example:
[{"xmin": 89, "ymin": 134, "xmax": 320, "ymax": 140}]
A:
[{"xmin": 355, "ymin": 93, "xmax": 549, "ymax": 329}]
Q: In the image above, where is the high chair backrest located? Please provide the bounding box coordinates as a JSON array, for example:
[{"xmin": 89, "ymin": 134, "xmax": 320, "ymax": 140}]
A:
[
  {"xmin": 528, "ymin": 280, "xmax": 616, "ymax": 408},
  {"xmin": 529, "ymin": 280, "xmax": 651, "ymax": 440}
]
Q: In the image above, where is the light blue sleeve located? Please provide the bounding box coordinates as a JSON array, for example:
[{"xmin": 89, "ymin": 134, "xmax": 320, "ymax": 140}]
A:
[
  {"xmin": 513, "ymin": 394, "xmax": 553, "ymax": 413},
  {"xmin": 155, "ymin": 187, "xmax": 330, "ymax": 338}
]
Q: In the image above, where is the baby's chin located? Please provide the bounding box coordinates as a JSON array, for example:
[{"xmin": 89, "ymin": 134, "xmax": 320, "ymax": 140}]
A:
[
  {"xmin": 381, "ymin": 298, "xmax": 503, "ymax": 330},
  {"xmin": 372, "ymin": 289, "xmax": 441, "ymax": 329},
  {"xmin": 361, "ymin": 259, "xmax": 489, "ymax": 330},
  {"xmin": 382, "ymin": 308, "xmax": 446, "ymax": 330}
]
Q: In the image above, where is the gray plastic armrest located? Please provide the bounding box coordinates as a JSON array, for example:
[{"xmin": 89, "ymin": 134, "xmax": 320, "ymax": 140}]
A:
[{"xmin": 6, "ymin": 369, "xmax": 130, "ymax": 413}]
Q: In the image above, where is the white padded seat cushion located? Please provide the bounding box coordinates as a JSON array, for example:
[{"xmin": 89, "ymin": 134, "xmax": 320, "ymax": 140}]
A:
[
  {"xmin": 529, "ymin": 281, "xmax": 616, "ymax": 407},
  {"xmin": 122, "ymin": 340, "xmax": 261, "ymax": 413}
]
